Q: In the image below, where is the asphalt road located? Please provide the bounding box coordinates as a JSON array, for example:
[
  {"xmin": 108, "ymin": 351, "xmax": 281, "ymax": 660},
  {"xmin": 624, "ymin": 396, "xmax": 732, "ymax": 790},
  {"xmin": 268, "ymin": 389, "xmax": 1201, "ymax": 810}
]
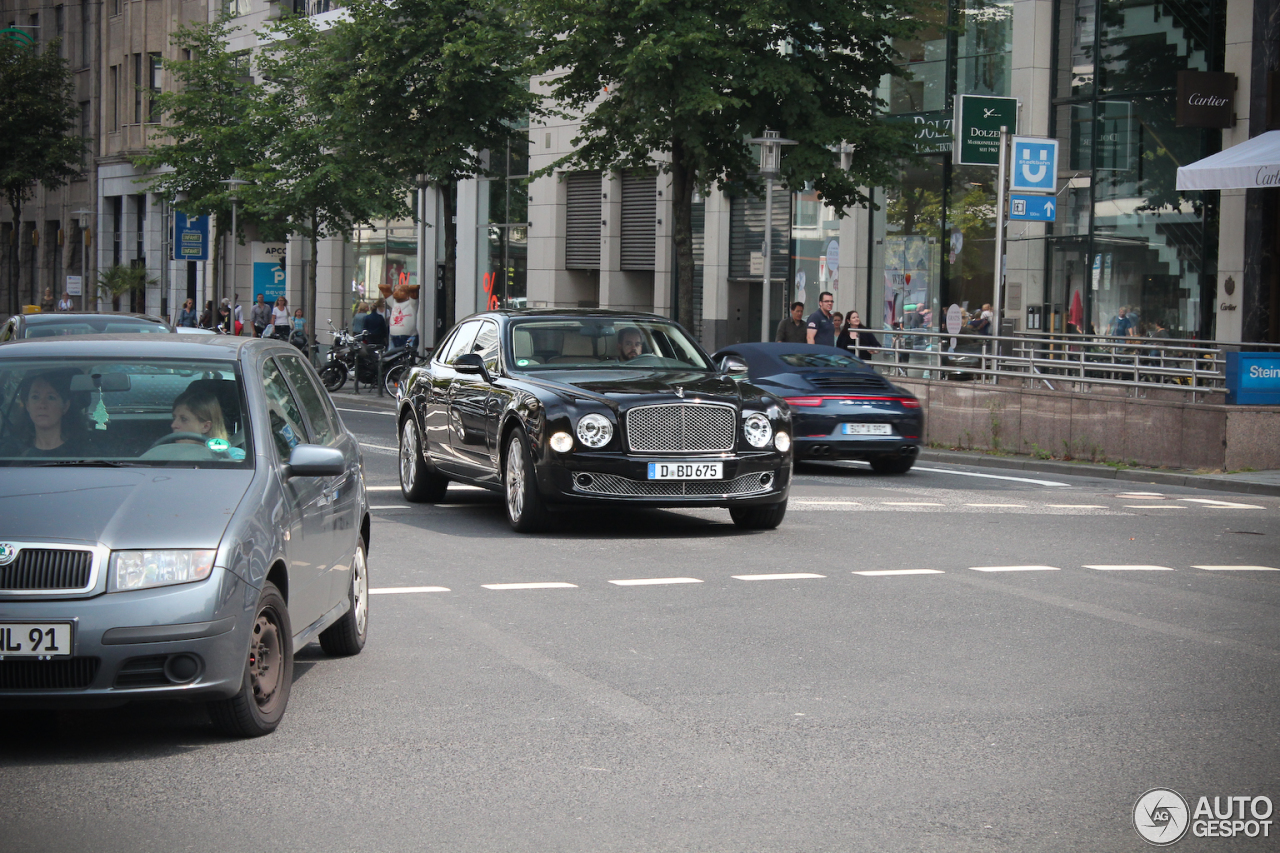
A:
[{"xmin": 4, "ymin": 398, "xmax": 1278, "ymax": 852}]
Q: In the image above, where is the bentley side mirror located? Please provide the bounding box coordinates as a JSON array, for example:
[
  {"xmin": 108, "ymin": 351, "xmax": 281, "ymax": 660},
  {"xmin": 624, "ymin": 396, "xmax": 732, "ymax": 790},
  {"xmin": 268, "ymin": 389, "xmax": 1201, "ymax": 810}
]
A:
[
  {"xmin": 720, "ymin": 356, "xmax": 749, "ymax": 378},
  {"xmin": 453, "ymin": 352, "xmax": 493, "ymax": 383}
]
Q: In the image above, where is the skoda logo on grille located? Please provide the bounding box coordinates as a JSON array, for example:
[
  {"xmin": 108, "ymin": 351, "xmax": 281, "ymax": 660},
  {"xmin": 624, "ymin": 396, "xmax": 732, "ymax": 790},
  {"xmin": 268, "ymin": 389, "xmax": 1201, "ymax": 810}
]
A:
[{"xmin": 0, "ymin": 543, "xmax": 17, "ymax": 565}]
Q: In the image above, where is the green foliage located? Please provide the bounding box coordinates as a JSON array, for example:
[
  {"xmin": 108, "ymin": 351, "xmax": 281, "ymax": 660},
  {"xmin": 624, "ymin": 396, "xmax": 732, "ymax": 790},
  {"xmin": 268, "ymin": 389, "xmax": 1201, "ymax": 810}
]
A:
[
  {"xmin": 97, "ymin": 264, "xmax": 158, "ymax": 301},
  {"xmin": 0, "ymin": 36, "xmax": 84, "ymax": 311},
  {"xmin": 526, "ymin": 0, "xmax": 923, "ymax": 325},
  {"xmin": 134, "ymin": 17, "xmax": 261, "ymax": 225}
]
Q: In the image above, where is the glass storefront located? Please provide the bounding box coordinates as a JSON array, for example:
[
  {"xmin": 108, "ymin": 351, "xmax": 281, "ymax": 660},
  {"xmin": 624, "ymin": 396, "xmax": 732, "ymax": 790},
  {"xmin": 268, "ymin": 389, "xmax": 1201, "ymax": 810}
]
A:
[
  {"xmin": 345, "ymin": 198, "xmax": 419, "ymax": 328},
  {"xmin": 870, "ymin": 0, "xmax": 1013, "ymax": 337},
  {"xmin": 1051, "ymin": 0, "xmax": 1225, "ymax": 338},
  {"xmin": 476, "ymin": 136, "xmax": 530, "ymax": 312}
]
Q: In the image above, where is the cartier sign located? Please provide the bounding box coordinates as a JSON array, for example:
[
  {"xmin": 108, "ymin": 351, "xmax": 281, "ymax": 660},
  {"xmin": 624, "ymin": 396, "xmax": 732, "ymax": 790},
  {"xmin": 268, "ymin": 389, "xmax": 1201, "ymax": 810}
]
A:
[{"xmin": 1177, "ymin": 71, "xmax": 1236, "ymax": 128}]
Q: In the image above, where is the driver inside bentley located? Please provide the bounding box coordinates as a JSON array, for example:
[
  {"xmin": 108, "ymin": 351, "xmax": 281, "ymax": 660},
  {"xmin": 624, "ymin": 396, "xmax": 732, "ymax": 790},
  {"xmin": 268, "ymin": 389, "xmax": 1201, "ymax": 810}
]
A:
[{"xmin": 616, "ymin": 327, "xmax": 645, "ymax": 361}]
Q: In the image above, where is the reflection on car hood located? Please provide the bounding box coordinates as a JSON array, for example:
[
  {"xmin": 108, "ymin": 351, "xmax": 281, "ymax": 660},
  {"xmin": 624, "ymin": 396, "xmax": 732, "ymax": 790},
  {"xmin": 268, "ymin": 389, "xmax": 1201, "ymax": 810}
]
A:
[
  {"xmin": 525, "ymin": 370, "xmax": 749, "ymax": 408},
  {"xmin": 0, "ymin": 468, "xmax": 253, "ymax": 550}
]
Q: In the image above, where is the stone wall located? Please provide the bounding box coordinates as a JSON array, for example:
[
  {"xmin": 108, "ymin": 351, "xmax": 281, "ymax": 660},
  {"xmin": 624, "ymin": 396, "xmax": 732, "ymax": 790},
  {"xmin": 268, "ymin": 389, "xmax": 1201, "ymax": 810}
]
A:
[{"xmin": 892, "ymin": 379, "xmax": 1280, "ymax": 472}]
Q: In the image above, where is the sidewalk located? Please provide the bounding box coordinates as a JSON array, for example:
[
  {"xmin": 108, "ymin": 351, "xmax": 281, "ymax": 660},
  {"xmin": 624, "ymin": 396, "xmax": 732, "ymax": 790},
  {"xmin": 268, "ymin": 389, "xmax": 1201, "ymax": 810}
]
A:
[
  {"xmin": 918, "ymin": 448, "xmax": 1280, "ymax": 498},
  {"xmin": 329, "ymin": 386, "xmax": 399, "ymax": 409}
]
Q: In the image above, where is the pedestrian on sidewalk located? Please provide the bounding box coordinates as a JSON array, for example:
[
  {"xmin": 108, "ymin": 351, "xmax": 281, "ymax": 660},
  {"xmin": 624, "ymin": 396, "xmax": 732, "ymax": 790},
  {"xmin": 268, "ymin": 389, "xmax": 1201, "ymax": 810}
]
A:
[
  {"xmin": 775, "ymin": 301, "xmax": 808, "ymax": 343},
  {"xmin": 806, "ymin": 291, "xmax": 836, "ymax": 346},
  {"xmin": 250, "ymin": 294, "xmax": 271, "ymax": 337}
]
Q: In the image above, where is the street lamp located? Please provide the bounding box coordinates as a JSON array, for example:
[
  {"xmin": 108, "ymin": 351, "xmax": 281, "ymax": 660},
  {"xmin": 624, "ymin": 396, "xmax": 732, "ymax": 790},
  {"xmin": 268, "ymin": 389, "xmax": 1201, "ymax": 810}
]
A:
[
  {"xmin": 748, "ymin": 130, "xmax": 797, "ymax": 343},
  {"xmin": 72, "ymin": 208, "xmax": 91, "ymax": 310},
  {"xmin": 220, "ymin": 178, "xmax": 249, "ymax": 326}
]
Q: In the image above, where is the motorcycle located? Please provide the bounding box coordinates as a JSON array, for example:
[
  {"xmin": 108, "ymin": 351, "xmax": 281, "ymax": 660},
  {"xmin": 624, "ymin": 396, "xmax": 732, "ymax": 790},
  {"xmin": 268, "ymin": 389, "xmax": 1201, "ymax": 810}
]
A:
[{"xmin": 319, "ymin": 321, "xmax": 419, "ymax": 395}]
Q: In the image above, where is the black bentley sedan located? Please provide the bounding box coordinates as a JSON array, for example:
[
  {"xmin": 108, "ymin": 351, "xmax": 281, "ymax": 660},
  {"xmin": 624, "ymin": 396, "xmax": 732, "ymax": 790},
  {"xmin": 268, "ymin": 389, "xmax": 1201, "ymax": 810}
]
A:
[
  {"xmin": 396, "ymin": 310, "xmax": 792, "ymax": 532},
  {"xmin": 712, "ymin": 343, "xmax": 922, "ymax": 474}
]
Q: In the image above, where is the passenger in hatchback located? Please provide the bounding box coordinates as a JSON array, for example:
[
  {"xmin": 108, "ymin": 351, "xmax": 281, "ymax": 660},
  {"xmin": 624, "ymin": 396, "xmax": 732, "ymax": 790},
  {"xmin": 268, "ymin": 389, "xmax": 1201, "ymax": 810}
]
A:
[
  {"xmin": 170, "ymin": 386, "xmax": 245, "ymax": 459},
  {"xmin": 0, "ymin": 369, "xmax": 87, "ymax": 457}
]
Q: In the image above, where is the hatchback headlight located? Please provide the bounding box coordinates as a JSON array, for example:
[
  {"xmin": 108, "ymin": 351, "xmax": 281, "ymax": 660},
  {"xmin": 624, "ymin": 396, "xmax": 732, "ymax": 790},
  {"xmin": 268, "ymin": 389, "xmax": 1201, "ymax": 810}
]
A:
[
  {"xmin": 743, "ymin": 413, "xmax": 773, "ymax": 448},
  {"xmin": 111, "ymin": 549, "xmax": 216, "ymax": 592},
  {"xmin": 576, "ymin": 413, "xmax": 614, "ymax": 449}
]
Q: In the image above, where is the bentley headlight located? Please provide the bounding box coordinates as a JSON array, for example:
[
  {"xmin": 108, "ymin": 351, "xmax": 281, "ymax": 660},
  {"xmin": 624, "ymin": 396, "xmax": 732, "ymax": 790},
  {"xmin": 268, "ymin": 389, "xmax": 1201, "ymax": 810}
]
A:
[
  {"xmin": 111, "ymin": 549, "xmax": 216, "ymax": 592},
  {"xmin": 575, "ymin": 413, "xmax": 614, "ymax": 449},
  {"xmin": 774, "ymin": 431, "xmax": 791, "ymax": 453},
  {"xmin": 743, "ymin": 413, "xmax": 773, "ymax": 448},
  {"xmin": 549, "ymin": 431, "xmax": 574, "ymax": 453}
]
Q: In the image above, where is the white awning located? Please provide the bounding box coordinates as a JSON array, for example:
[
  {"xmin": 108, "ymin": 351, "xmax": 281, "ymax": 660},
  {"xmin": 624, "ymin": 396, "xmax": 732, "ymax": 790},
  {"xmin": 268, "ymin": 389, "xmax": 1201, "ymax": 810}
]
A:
[{"xmin": 1176, "ymin": 131, "xmax": 1280, "ymax": 190}]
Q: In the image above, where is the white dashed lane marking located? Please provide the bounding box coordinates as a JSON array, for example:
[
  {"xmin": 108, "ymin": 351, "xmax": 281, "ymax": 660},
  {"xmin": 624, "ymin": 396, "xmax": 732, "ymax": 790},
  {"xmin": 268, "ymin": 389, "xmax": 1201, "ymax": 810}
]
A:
[
  {"xmin": 370, "ymin": 586, "xmax": 451, "ymax": 594},
  {"xmin": 482, "ymin": 582, "xmax": 578, "ymax": 590},
  {"xmin": 1123, "ymin": 505, "xmax": 1187, "ymax": 509},
  {"xmin": 881, "ymin": 501, "xmax": 944, "ymax": 507},
  {"xmin": 910, "ymin": 467, "xmax": 1070, "ymax": 487},
  {"xmin": 609, "ymin": 578, "xmax": 703, "ymax": 586},
  {"xmin": 1083, "ymin": 565, "xmax": 1174, "ymax": 571},
  {"xmin": 1180, "ymin": 498, "xmax": 1266, "ymax": 509},
  {"xmin": 1191, "ymin": 565, "xmax": 1280, "ymax": 572},
  {"xmin": 970, "ymin": 565, "xmax": 1061, "ymax": 573},
  {"xmin": 732, "ymin": 573, "xmax": 826, "ymax": 581},
  {"xmin": 853, "ymin": 569, "xmax": 944, "ymax": 577}
]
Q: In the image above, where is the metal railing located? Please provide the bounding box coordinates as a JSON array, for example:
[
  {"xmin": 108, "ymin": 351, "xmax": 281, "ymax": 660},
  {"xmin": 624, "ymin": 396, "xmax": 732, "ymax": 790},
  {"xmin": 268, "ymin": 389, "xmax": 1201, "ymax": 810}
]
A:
[{"xmin": 853, "ymin": 329, "xmax": 1280, "ymax": 403}]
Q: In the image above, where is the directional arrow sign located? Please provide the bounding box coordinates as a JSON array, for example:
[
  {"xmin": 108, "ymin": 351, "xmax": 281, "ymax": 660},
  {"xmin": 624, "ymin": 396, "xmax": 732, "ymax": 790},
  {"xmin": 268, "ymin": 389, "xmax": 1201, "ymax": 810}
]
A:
[
  {"xmin": 1008, "ymin": 194, "xmax": 1056, "ymax": 222},
  {"xmin": 1010, "ymin": 136, "xmax": 1059, "ymax": 193}
]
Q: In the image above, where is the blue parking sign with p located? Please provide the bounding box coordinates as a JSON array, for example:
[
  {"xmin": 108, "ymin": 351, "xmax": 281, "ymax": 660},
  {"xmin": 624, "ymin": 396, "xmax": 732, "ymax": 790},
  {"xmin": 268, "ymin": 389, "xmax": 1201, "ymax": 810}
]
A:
[{"xmin": 1010, "ymin": 137, "xmax": 1058, "ymax": 193}]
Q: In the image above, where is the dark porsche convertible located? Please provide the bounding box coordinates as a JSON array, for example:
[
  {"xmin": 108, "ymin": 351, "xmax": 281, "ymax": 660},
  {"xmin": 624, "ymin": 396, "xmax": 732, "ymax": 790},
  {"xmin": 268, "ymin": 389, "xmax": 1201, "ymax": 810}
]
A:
[
  {"xmin": 712, "ymin": 343, "xmax": 922, "ymax": 474},
  {"xmin": 396, "ymin": 310, "xmax": 792, "ymax": 531}
]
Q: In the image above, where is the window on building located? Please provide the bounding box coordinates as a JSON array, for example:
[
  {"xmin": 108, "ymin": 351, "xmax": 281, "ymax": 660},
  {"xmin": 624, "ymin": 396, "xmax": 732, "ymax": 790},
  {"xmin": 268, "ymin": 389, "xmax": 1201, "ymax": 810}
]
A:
[
  {"xmin": 79, "ymin": 101, "xmax": 90, "ymax": 166},
  {"xmin": 109, "ymin": 65, "xmax": 119, "ymax": 131},
  {"xmin": 134, "ymin": 53, "xmax": 142, "ymax": 124},
  {"xmin": 28, "ymin": 13, "xmax": 38, "ymax": 51},
  {"xmin": 224, "ymin": 0, "xmax": 252, "ymax": 17},
  {"xmin": 54, "ymin": 6, "xmax": 64, "ymax": 58},
  {"xmin": 80, "ymin": 1, "xmax": 89, "ymax": 67},
  {"xmin": 478, "ymin": 136, "xmax": 530, "ymax": 310},
  {"xmin": 111, "ymin": 0, "xmax": 120, "ymax": 17},
  {"xmin": 148, "ymin": 53, "xmax": 161, "ymax": 123}
]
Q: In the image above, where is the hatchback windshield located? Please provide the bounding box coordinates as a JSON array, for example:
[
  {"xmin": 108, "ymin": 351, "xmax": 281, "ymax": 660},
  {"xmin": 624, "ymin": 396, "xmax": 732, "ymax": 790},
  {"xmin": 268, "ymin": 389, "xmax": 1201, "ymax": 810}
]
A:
[
  {"xmin": 508, "ymin": 318, "xmax": 712, "ymax": 370},
  {"xmin": 0, "ymin": 358, "xmax": 251, "ymax": 467},
  {"xmin": 22, "ymin": 318, "xmax": 170, "ymax": 338}
]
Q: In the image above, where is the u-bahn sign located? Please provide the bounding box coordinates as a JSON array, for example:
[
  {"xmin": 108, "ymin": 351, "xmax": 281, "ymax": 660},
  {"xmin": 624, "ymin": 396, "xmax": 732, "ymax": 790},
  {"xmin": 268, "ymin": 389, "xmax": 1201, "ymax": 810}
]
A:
[{"xmin": 954, "ymin": 95, "xmax": 1018, "ymax": 166}]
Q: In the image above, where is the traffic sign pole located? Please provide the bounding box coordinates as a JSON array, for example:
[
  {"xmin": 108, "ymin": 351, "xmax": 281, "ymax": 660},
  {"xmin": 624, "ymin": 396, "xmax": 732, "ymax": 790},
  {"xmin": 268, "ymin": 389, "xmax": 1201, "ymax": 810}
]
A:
[{"xmin": 992, "ymin": 126, "xmax": 1009, "ymax": 340}]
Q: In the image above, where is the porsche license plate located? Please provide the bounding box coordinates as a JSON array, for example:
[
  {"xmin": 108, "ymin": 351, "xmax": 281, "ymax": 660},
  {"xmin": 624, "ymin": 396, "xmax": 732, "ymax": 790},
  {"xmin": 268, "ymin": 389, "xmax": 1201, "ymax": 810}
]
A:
[
  {"xmin": 647, "ymin": 462, "xmax": 723, "ymax": 480},
  {"xmin": 0, "ymin": 623, "xmax": 73, "ymax": 658},
  {"xmin": 842, "ymin": 423, "xmax": 893, "ymax": 435}
]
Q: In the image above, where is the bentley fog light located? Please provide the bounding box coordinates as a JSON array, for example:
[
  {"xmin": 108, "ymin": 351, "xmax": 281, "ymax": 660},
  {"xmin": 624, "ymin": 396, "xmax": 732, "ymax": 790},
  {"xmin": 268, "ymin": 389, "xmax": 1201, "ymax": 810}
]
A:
[
  {"xmin": 743, "ymin": 413, "xmax": 773, "ymax": 448},
  {"xmin": 550, "ymin": 431, "xmax": 574, "ymax": 453},
  {"xmin": 111, "ymin": 549, "xmax": 216, "ymax": 592},
  {"xmin": 575, "ymin": 414, "xmax": 613, "ymax": 449},
  {"xmin": 774, "ymin": 430, "xmax": 791, "ymax": 453}
]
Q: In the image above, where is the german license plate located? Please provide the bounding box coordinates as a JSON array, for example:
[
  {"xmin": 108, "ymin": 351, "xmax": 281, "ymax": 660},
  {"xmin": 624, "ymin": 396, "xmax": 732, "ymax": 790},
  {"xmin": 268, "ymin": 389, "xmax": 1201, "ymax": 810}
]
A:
[
  {"xmin": 843, "ymin": 423, "xmax": 893, "ymax": 435},
  {"xmin": 0, "ymin": 623, "xmax": 73, "ymax": 658},
  {"xmin": 647, "ymin": 462, "xmax": 723, "ymax": 480}
]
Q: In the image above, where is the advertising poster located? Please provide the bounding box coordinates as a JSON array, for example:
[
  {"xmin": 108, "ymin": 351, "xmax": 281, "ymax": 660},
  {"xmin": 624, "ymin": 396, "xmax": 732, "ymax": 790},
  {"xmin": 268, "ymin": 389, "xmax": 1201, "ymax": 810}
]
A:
[{"xmin": 252, "ymin": 242, "xmax": 287, "ymax": 304}]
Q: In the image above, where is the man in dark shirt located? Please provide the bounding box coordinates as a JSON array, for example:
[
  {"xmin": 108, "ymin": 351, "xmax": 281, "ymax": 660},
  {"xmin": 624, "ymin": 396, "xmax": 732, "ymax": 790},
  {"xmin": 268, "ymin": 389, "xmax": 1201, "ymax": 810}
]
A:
[
  {"xmin": 362, "ymin": 308, "xmax": 389, "ymax": 347},
  {"xmin": 775, "ymin": 302, "xmax": 807, "ymax": 343},
  {"xmin": 805, "ymin": 291, "xmax": 835, "ymax": 346}
]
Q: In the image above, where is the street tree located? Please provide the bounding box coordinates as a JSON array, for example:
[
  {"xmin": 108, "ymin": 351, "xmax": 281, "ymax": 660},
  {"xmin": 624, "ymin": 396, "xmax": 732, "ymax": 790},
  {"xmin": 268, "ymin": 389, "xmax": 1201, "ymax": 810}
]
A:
[
  {"xmin": 527, "ymin": 0, "xmax": 923, "ymax": 328},
  {"xmin": 134, "ymin": 16, "xmax": 263, "ymax": 310},
  {"xmin": 245, "ymin": 17, "xmax": 409, "ymax": 350},
  {"xmin": 333, "ymin": 0, "xmax": 541, "ymax": 329},
  {"xmin": 0, "ymin": 36, "xmax": 85, "ymax": 314}
]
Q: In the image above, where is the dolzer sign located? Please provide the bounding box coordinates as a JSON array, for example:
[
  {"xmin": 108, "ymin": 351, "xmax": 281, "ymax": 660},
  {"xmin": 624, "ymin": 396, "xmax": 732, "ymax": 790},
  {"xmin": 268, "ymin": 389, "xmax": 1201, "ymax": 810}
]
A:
[{"xmin": 954, "ymin": 95, "xmax": 1018, "ymax": 166}]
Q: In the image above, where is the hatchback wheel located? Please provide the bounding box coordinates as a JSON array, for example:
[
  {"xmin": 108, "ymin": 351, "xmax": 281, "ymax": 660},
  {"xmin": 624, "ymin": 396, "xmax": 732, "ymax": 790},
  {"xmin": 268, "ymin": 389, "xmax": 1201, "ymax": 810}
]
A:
[
  {"xmin": 320, "ymin": 537, "xmax": 369, "ymax": 656},
  {"xmin": 207, "ymin": 582, "xmax": 293, "ymax": 737}
]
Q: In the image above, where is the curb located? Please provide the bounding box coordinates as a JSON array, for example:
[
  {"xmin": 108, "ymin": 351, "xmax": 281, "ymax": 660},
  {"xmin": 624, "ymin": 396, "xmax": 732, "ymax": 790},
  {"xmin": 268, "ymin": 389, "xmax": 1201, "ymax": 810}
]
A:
[{"xmin": 917, "ymin": 449, "xmax": 1280, "ymax": 498}]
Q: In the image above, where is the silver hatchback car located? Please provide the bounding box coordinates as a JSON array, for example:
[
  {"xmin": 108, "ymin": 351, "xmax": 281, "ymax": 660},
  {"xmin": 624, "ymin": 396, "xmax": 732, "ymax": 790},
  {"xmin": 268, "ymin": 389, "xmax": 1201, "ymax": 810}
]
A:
[{"xmin": 0, "ymin": 335, "xmax": 370, "ymax": 736}]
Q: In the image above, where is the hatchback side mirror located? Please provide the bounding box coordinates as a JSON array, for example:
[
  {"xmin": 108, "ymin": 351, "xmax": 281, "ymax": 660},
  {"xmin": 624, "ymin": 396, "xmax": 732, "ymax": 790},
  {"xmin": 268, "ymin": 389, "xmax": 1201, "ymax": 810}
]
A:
[{"xmin": 286, "ymin": 444, "xmax": 346, "ymax": 478}]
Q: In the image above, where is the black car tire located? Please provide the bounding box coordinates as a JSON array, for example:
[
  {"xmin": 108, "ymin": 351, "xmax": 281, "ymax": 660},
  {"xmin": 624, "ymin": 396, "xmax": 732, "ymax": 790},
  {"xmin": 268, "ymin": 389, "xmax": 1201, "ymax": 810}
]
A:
[
  {"xmin": 320, "ymin": 363, "xmax": 347, "ymax": 393},
  {"xmin": 400, "ymin": 416, "xmax": 448, "ymax": 502},
  {"xmin": 870, "ymin": 455, "xmax": 916, "ymax": 475},
  {"xmin": 504, "ymin": 429, "xmax": 551, "ymax": 533},
  {"xmin": 207, "ymin": 582, "xmax": 293, "ymax": 738},
  {"xmin": 729, "ymin": 499, "xmax": 788, "ymax": 530},
  {"xmin": 319, "ymin": 537, "xmax": 368, "ymax": 657}
]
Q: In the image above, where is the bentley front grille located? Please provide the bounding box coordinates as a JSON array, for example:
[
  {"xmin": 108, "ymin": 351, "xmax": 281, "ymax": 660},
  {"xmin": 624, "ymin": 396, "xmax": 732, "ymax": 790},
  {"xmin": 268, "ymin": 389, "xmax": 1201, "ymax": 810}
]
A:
[
  {"xmin": 625, "ymin": 403, "xmax": 735, "ymax": 453},
  {"xmin": 1, "ymin": 548, "xmax": 94, "ymax": 591},
  {"xmin": 574, "ymin": 470, "xmax": 773, "ymax": 498}
]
